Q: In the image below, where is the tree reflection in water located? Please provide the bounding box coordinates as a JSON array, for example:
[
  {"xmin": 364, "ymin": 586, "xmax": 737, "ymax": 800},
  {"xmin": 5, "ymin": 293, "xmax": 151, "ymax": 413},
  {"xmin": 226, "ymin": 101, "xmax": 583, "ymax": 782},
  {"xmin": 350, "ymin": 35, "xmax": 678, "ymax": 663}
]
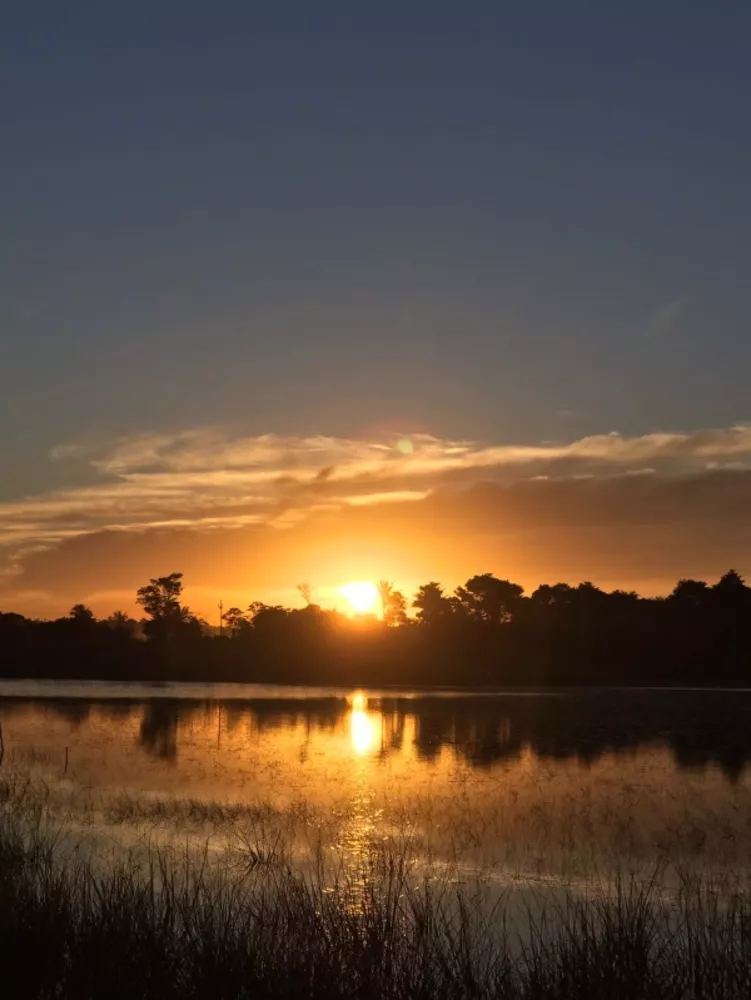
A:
[{"xmin": 2, "ymin": 688, "xmax": 751, "ymax": 781}]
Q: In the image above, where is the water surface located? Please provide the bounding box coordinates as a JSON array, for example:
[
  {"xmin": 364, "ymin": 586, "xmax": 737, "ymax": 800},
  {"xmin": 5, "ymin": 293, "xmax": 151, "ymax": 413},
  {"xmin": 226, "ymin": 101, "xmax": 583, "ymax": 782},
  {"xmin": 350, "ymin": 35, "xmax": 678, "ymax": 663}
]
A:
[{"xmin": 2, "ymin": 682, "xmax": 751, "ymax": 892}]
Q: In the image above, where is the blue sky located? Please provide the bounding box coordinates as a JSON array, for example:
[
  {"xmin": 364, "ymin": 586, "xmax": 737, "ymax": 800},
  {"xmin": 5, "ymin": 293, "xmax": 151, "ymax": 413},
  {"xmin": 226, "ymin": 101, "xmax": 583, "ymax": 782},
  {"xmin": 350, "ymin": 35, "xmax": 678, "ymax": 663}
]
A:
[{"xmin": 3, "ymin": 4, "xmax": 751, "ymax": 611}]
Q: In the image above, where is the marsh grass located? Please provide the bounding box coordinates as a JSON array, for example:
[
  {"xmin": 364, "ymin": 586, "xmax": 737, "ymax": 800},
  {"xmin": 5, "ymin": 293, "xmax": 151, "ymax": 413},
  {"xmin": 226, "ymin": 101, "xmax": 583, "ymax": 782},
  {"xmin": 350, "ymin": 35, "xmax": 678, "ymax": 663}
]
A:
[{"xmin": 2, "ymin": 792, "xmax": 751, "ymax": 1000}]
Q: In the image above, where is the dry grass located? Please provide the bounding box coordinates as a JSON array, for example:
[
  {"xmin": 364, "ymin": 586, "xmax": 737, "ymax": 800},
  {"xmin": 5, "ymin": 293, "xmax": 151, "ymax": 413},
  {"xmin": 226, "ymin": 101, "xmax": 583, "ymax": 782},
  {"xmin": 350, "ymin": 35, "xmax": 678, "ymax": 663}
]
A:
[{"xmin": 2, "ymin": 772, "xmax": 751, "ymax": 999}]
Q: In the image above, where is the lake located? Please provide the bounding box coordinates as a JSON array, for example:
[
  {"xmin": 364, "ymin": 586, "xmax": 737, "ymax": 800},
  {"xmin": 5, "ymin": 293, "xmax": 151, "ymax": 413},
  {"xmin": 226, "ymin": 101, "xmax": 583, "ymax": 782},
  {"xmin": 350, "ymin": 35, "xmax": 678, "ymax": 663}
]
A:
[{"xmin": 2, "ymin": 681, "xmax": 751, "ymax": 900}]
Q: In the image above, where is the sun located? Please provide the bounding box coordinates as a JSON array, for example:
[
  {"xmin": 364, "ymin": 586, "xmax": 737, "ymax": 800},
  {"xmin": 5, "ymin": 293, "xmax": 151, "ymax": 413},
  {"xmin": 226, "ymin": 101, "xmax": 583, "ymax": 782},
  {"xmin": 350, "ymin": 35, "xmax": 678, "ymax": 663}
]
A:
[{"xmin": 340, "ymin": 580, "xmax": 379, "ymax": 615}]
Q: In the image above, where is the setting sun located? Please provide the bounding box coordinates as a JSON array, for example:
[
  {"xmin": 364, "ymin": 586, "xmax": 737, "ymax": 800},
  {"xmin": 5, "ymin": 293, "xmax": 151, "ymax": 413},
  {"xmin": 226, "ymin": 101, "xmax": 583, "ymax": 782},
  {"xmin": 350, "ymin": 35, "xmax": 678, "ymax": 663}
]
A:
[{"xmin": 340, "ymin": 580, "xmax": 379, "ymax": 615}]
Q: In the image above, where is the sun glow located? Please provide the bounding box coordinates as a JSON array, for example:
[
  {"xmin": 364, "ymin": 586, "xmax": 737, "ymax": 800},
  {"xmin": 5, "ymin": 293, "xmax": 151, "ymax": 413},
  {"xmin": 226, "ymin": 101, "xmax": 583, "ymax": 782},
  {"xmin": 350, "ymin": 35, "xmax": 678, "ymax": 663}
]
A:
[{"xmin": 340, "ymin": 580, "xmax": 379, "ymax": 615}]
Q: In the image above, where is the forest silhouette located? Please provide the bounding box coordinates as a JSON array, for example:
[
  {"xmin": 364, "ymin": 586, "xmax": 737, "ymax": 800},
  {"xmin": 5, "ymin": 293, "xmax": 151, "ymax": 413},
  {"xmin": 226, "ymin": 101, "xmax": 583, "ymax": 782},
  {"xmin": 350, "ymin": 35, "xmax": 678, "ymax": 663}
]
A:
[{"xmin": 1, "ymin": 568, "xmax": 750, "ymax": 687}]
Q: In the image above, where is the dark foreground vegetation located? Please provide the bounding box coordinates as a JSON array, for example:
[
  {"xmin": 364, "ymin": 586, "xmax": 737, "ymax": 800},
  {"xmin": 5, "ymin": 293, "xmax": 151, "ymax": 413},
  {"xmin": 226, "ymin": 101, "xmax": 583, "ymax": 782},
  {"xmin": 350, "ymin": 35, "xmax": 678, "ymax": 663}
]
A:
[
  {"xmin": 1, "ymin": 806, "xmax": 751, "ymax": 1000},
  {"xmin": 1, "ymin": 569, "xmax": 751, "ymax": 686}
]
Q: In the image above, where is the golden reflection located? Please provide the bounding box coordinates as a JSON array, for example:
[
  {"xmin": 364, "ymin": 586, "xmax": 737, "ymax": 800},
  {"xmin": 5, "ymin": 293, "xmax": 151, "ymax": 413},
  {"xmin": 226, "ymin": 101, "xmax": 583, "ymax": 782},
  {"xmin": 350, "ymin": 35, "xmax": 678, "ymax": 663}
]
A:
[{"xmin": 349, "ymin": 692, "xmax": 382, "ymax": 755}]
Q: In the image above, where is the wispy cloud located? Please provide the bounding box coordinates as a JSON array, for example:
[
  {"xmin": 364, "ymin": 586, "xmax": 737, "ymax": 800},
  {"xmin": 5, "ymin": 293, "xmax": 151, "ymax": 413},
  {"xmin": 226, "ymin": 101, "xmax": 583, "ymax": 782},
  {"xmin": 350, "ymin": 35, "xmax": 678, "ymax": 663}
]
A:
[
  {"xmin": 51, "ymin": 422, "xmax": 751, "ymax": 480},
  {"xmin": 1, "ymin": 422, "xmax": 751, "ymax": 587},
  {"xmin": 644, "ymin": 298, "xmax": 685, "ymax": 339}
]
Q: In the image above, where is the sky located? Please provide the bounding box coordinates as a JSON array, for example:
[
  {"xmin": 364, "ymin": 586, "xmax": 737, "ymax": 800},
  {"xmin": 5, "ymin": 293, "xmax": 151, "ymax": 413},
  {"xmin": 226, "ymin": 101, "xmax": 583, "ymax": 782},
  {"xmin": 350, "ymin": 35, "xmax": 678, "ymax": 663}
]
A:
[{"xmin": 2, "ymin": 4, "xmax": 751, "ymax": 619}]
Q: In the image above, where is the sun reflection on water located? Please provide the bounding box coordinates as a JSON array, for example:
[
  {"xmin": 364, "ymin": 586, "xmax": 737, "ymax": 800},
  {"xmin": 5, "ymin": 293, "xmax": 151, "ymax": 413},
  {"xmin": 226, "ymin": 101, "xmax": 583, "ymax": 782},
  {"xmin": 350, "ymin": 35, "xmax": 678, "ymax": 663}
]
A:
[
  {"xmin": 349, "ymin": 692, "xmax": 382, "ymax": 756},
  {"xmin": 340, "ymin": 693, "xmax": 386, "ymax": 911}
]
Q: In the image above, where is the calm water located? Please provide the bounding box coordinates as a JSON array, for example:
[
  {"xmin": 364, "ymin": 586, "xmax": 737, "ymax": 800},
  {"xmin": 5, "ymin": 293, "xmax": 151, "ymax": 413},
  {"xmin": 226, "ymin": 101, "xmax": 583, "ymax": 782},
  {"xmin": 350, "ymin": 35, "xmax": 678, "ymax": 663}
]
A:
[{"xmin": 2, "ymin": 681, "xmax": 751, "ymax": 892}]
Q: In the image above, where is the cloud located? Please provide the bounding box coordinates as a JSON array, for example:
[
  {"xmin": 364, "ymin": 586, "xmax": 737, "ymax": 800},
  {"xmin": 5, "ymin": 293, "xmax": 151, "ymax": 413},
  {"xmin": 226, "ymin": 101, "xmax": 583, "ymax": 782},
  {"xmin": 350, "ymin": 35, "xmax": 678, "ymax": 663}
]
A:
[
  {"xmin": 46, "ymin": 421, "xmax": 751, "ymax": 481},
  {"xmin": 48, "ymin": 443, "xmax": 87, "ymax": 462},
  {"xmin": 3, "ymin": 422, "xmax": 751, "ymax": 612},
  {"xmin": 644, "ymin": 298, "xmax": 685, "ymax": 339},
  {"xmin": 5, "ymin": 423, "xmax": 751, "ymax": 545}
]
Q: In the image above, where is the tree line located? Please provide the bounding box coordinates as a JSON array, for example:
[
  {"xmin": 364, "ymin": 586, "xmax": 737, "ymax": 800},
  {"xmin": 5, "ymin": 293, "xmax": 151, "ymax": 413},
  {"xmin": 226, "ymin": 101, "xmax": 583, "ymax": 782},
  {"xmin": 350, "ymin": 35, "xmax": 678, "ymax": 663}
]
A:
[{"xmin": 0, "ymin": 569, "xmax": 750, "ymax": 687}]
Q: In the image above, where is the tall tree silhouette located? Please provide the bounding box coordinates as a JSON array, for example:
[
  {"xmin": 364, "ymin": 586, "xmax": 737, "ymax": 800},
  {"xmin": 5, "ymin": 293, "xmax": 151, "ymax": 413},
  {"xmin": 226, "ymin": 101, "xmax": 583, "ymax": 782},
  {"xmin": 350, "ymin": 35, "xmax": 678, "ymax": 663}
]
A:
[
  {"xmin": 136, "ymin": 572, "xmax": 197, "ymax": 641},
  {"xmin": 453, "ymin": 574, "xmax": 524, "ymax": 624},
  {"xmin": 712, "ymin": 569, "xmax": 751, "ymax": 612},
  {"xmin": 413, "ymin": 582, "xmax": 451, "ymax": 625}
]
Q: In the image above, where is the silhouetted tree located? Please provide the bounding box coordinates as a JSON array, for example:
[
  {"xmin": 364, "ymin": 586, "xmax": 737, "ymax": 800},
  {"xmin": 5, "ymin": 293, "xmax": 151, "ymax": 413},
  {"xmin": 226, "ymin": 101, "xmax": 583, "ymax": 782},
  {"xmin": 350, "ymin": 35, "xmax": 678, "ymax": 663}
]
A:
[
  {"xmin": 713, "ymin": 569, "xmax": 751, "ymax": 608},
  {"xmin": 69, "ymin": 604, "xmax": 96, "ymax": 625},
  {"xmin": 376, "ymin": 581, "xmax": 408, "ymax": 626},
  {"xmin": 530, "ymin": 583, "xmax": 575, "ymax": 607},
  {"xmin": 384, "ymin": 589, "xmax": 409, "ymax": 627},
  {"xmin": 0, "ymin": 612, "xmax": 27, "ymax": 633},
  {"xmin": 106, "ymin": 611, "xmax": 139, "ymax": 637},
  {"xmin": 413, "ymin": 582, "xmax": 451, "ymax": 625},
  {"xmin": 136, "ymin": 572, "xmax": 197, "ymax": 642},
  {"xmin": 222, "ymin": 607, "xmax": 250, "ymax": 636},
  {"xmin": 570, "ymin": 582, "xmax": 608, "ymax": 628},
  {"xmin": 574, "ymin": 581, "xmax": 607, "ymax": 606},
  {"xmin": 453, "ymin": 574, "xmax": 524, "ymax": 624},
  {"xmin": 137, "ymin": 573, "xmax": 183, "ymax": 619},
  {"xmin": 670, "ymin": 578, "xmax": 711, "ymax": 606},
  {"xmin": 248, "ymin": 603, "xmax": 289, "ymax": 634},
  {"xmin": 609, "ymin": 589, "xmax": 641, "ymax": 605}
]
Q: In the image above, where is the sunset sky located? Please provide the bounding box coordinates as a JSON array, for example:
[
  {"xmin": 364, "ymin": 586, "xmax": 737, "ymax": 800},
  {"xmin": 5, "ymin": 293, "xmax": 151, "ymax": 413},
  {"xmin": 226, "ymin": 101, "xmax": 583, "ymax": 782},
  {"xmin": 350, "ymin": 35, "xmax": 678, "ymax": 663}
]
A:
[{"xmin": 3, "ymin": 5, "xmax": 751, "ymax": 619}]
